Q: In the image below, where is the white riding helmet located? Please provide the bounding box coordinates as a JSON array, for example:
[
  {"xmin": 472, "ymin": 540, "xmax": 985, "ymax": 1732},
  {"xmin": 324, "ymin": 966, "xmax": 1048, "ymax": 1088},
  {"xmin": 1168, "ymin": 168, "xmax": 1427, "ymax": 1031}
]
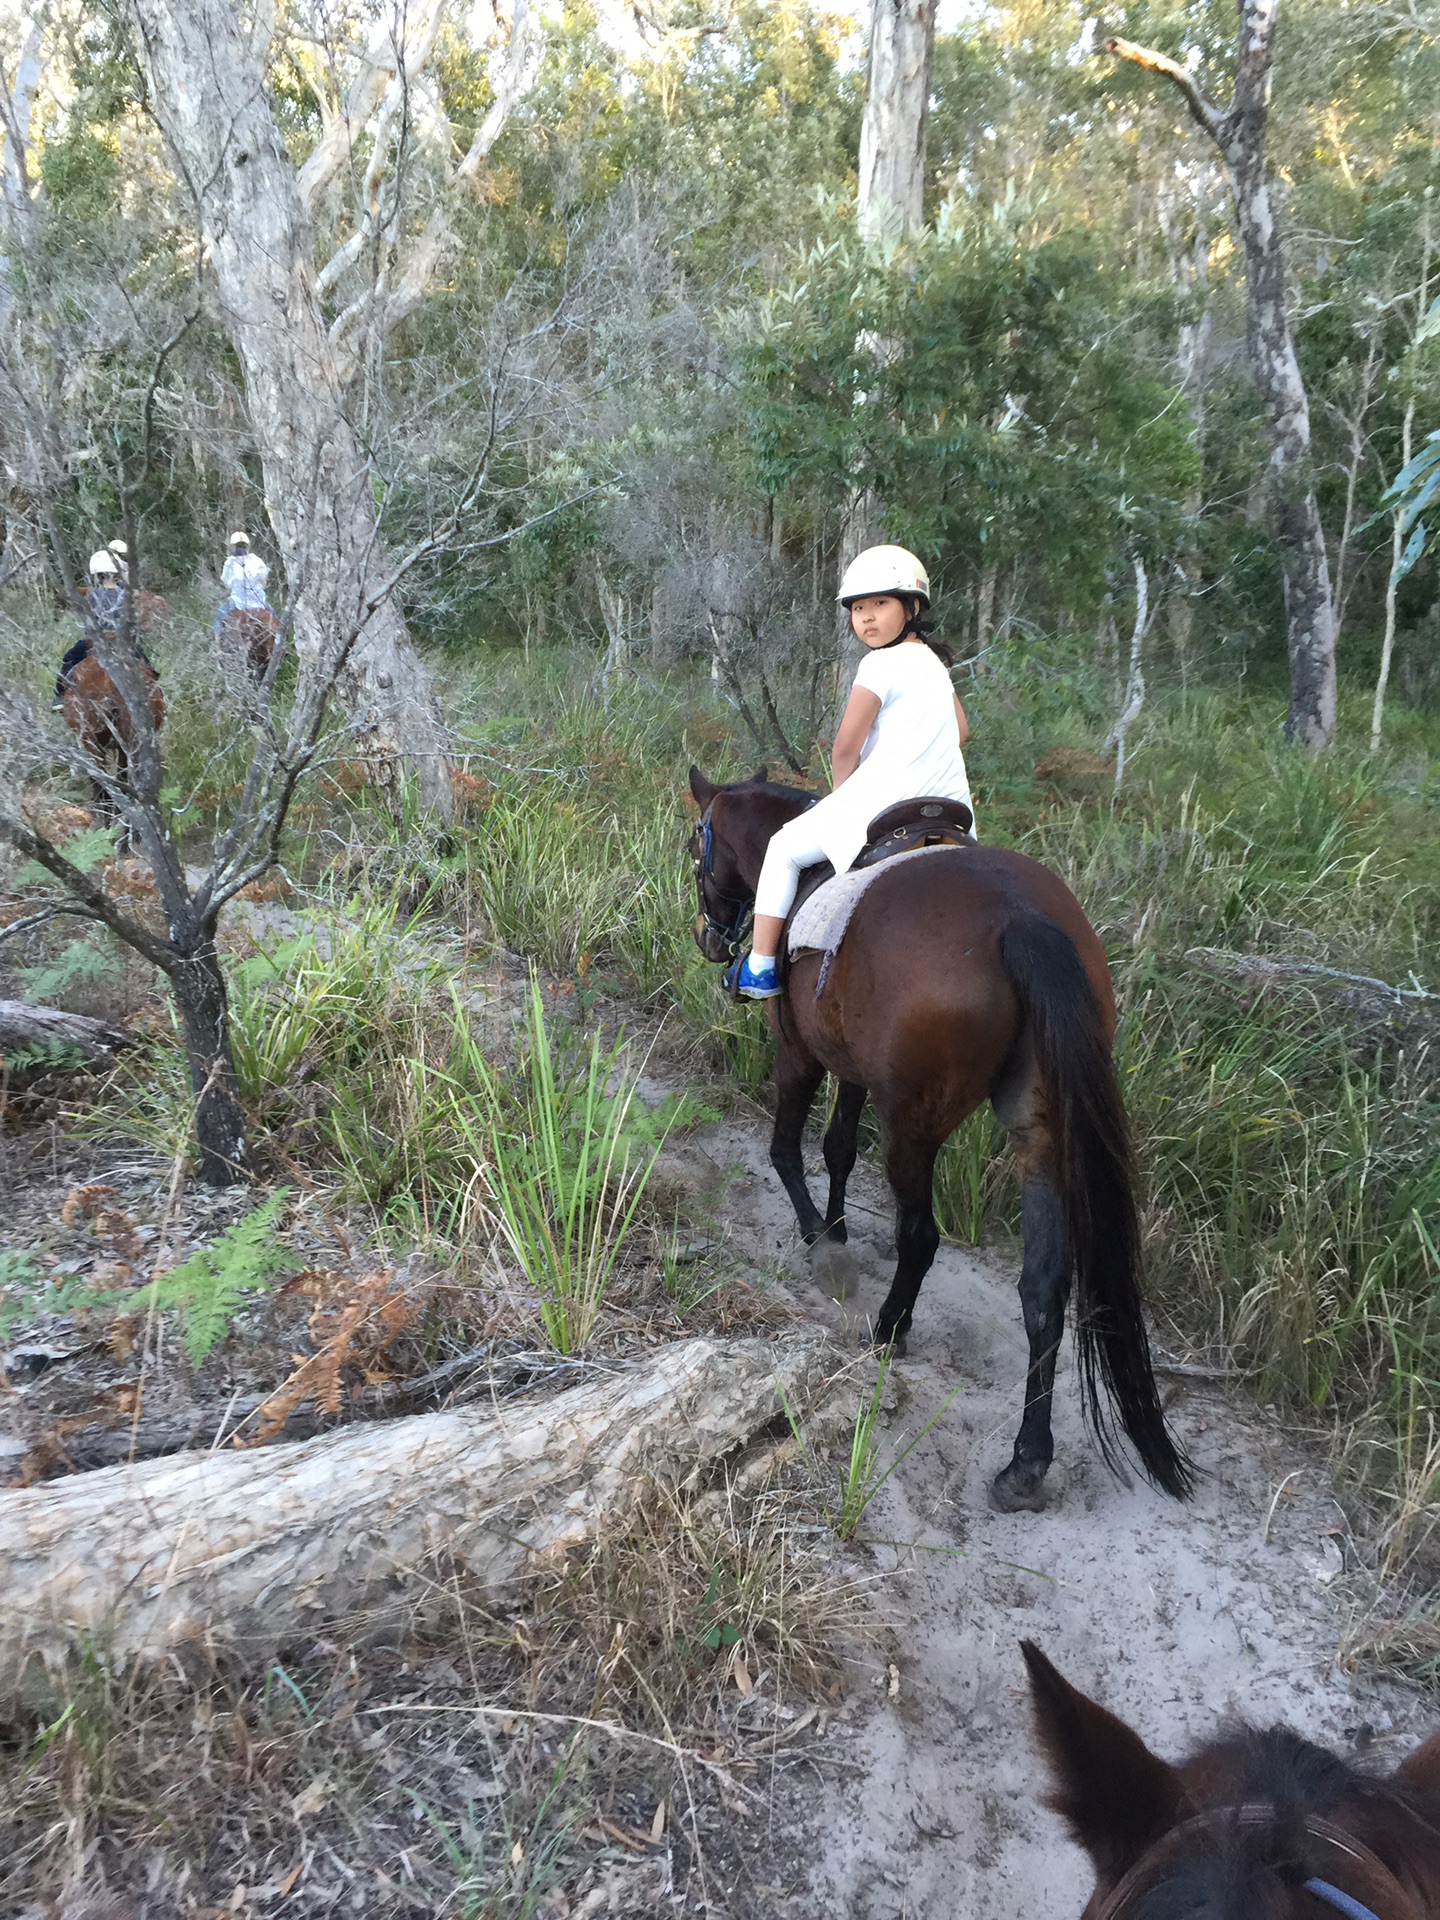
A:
[
  {"xmin": 107, "ymin": 538, "xmax": 128, "ymax": 556},
  {"xmin": 88, "ymin": 549, "xmax": 119, "ymax": 576},
  {"xmin": 228, "ymin": 530, "xmax": 250, "ymax": 547},
  {"xmin": 837, "ymin": 545, "xmax": 930, "ymax": 608}
]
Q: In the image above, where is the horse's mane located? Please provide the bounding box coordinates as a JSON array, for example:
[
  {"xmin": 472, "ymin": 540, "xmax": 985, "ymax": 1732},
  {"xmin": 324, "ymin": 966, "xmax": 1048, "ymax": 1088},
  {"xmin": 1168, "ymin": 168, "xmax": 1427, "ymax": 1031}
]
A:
[
  {"xmin": 724, "ymin": 776, "xmax": 814, "ymax": 805},
  {"xmin": 1132, "ymin": 1727, "xmax": 1423, "ymax": 1920}
]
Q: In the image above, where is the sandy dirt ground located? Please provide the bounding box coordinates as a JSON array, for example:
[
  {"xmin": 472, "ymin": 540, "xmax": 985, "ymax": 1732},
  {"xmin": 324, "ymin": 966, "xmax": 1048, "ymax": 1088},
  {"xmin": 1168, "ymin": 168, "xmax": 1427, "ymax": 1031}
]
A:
[{"xmin": 663, "ymin": 1101, "xmax": 1436, "ymax": 1920}]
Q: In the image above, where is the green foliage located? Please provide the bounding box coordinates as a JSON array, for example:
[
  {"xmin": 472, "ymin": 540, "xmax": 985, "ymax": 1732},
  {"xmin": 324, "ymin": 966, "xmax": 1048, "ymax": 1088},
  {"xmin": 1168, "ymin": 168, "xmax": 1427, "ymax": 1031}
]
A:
[
  {"xmin": 15, "ymin": 827, "xmax": 118, "ymax": 886},
  {"xmin": 119, "ymin": 1191, "xmax": 300, "ymax": 1366},
  {"xmin": 739, "ymin": 202, "xmax": 1199, "ymax": 622},
  {"xmin": 467, "ymin": 976, "xmax": 707, "ymax": 1352},
  {"xmin": 17, "ymin": 933, "xmax": 121, "ymax": 1003}
]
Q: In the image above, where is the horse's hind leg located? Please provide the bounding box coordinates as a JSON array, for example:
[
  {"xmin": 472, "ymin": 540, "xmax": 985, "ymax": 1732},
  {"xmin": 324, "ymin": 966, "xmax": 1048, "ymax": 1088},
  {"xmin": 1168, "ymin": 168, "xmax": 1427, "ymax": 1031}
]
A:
[
  {"xmin": 872, "ymin": 1124, "xmax": 941, "ymax": 1350},
  {"xmin": 820, "ymin": 1080, "xmax": 866, "ymax": 1243},
  {"xmin": 769, "ymin": 1038, "xmax": 827, "ymax": 1243},
  {"xmin": 990, "ymin": 1169, "xmax": 1071, "ymax": 1513}
]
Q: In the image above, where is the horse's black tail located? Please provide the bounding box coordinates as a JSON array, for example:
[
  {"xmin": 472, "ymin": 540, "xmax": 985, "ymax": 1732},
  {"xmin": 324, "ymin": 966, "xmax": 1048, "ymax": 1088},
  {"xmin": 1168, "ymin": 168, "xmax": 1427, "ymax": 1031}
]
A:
[{"xmin": 998, "ymin": 913, "xmax": 1193, "ymax": 1499}]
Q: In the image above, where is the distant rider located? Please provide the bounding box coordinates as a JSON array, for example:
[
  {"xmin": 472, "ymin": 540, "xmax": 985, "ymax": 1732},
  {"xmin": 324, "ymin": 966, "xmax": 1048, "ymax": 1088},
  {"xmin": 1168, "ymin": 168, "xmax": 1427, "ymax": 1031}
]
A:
[
  {"xmin": 214, "ymin": 530, "xmax": 273, "ymax": 637},
  {"xmin": 55, "ymin": 550, "xmax": 129, "ymax": 704},
  {"xmin": 105, "ymin": 537, "xmax": 130, "ymax": 583},
  {"xmin": 734, "ymin": 546, "xmax": 975, "ymax": 1000}
]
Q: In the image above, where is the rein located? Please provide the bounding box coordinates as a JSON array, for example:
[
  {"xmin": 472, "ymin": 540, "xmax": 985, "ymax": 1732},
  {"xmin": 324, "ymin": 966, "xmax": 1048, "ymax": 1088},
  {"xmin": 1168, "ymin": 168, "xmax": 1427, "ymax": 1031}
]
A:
[
  {"xmin": 1092, "ymin": 1805, "xmax": 1420, "ymax": 1920},
  {"xmin": 689, "ymin": 807, "xmax": 754, "ymax": 960}
]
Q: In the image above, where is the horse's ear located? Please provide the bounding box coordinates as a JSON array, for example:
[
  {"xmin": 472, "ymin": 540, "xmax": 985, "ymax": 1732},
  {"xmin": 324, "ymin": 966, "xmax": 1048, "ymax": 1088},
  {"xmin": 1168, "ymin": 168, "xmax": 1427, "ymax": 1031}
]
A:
[
  {"xmin": 1397, "ymin": 1729, "xmax": 1440, "ymax": 1798},
  {"xmin": 751, "ymin": 763, "xmax": 768, "ymax": 784},
  {"xmin": 1020, "ymin": 1641, "xmax": 1182, "ymax": 1885},
  {"xmin": 688, "ymin": 766, "xmax": 715, "ymax": 809}
]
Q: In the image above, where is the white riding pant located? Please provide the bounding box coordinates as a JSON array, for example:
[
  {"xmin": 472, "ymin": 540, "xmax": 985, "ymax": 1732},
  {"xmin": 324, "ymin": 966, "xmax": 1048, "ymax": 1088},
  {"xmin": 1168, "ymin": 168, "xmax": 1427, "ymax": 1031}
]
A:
[{"xmin": 754, "ymin": 813, "xmax": 833, "ymax": 924}]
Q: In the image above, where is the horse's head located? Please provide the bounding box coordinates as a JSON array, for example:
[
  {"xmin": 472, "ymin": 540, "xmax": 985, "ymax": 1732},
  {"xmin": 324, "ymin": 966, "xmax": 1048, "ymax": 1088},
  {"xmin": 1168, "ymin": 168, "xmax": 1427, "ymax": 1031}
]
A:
[
  {"xmin": 1022, "ymin": 1639, "xmax": 1440, "ymax": 1920},
  {"xmin": 686, "ymin": 764, "xmax": 812, "ymax": 963}
]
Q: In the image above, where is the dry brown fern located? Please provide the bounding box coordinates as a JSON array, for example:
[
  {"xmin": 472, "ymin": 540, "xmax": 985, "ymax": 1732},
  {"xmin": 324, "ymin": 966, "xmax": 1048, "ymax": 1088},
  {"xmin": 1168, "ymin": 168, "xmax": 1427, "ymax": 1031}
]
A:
[{"xmin": 236, "ymin": 1267, "xmax": 430, "ymax": 1448}]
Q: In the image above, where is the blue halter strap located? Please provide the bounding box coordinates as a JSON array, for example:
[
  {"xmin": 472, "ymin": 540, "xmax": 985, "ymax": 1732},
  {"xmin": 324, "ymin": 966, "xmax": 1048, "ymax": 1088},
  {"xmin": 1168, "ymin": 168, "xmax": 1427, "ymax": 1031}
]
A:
[{"xmin": 1305, "ymin": 1879, "xmax": 1382, "ymax": 1920}]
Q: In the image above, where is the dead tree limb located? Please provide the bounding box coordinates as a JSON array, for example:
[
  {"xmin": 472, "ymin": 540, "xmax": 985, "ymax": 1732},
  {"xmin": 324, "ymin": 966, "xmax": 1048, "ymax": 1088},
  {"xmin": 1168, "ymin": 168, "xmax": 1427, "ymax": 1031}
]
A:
[{"xmin": 0, "ymin": 1336, "xmax": 830, "ymax": 1706}]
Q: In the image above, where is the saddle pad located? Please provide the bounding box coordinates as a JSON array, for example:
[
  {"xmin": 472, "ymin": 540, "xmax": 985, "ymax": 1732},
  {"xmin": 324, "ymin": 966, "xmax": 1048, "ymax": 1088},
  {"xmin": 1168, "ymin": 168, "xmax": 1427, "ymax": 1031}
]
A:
[{"xmin": 788, "ymin": 843, "xmax": 957, "ymax": 960}]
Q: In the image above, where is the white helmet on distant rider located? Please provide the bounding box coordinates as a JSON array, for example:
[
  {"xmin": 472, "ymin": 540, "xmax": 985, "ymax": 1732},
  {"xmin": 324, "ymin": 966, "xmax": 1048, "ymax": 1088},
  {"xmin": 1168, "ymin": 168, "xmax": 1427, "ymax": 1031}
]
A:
[
  {"xmin": 88, "ymin": 550, "xmax": 119, "ymax": 577},
  {"xmin": 837, "ymin": 545, "xmax": 930, "ymax": 608},
  {"xmin": 228, "ymin": 530, "xmax": 249, "ymax": 549}
]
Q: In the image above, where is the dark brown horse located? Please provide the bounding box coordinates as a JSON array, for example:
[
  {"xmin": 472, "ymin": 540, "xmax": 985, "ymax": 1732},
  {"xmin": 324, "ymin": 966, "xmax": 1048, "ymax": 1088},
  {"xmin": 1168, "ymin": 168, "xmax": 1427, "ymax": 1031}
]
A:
[
  {"xmin": 1023, "ymin": 1639, "xmax": 1440, "ymax": 1919},
  {"xmin": 62, "ymin": 652, "xmax": 165, "ymax": 813},
  {"xmin": 221, "ymin": 606, "xmax": 278, "ymax": 679},
  {"xmin": 687, "ymin": 767, "xmax": 1189, "ymax": 1509}
]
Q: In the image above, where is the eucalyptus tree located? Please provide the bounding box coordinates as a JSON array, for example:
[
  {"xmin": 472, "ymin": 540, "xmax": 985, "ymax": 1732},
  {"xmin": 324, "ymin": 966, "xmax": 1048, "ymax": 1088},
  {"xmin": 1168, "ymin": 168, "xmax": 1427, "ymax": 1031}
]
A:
[{"xmin": 1108, "ymin": 4, "xmax": 1339, "ymax": 749}]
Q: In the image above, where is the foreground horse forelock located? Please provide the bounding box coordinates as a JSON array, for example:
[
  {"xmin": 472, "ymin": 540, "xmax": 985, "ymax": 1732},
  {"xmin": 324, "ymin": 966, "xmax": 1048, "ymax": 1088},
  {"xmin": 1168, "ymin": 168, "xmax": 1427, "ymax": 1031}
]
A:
[
  {"xmin": 687, "ymin": 765, "xmax": 1191, "ymax": 1509},
  {"xmin": 1022, "ymin": 1639, "xmax": 1440, "ymax": 1919}
]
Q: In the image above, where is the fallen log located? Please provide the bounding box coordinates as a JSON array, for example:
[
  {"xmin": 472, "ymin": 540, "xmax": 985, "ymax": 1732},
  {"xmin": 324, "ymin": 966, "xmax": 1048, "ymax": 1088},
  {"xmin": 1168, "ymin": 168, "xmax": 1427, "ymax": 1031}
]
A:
[
  {"xmin": 0, "ymin": 1000, "xmax": 136, "ymax": 1080},
  {"xmin": 0, "ymin": 1335, "xmax": 827, "ymax": 1710}
]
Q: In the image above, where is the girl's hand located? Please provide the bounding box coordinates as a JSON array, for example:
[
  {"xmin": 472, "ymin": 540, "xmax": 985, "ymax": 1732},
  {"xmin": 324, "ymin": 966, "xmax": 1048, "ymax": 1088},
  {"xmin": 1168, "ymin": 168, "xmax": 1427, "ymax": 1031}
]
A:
[{"xmin": 831, "ymin": 686, "xmax": 882, "ymax": 787}]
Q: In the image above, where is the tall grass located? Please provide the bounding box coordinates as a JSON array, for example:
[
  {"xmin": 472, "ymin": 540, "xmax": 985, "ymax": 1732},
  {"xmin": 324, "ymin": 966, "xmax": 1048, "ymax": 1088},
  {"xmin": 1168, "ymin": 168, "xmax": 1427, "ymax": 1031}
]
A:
[{"xmin": 463, "ymin": 977, "xmax": 698, "ymax": 1352}]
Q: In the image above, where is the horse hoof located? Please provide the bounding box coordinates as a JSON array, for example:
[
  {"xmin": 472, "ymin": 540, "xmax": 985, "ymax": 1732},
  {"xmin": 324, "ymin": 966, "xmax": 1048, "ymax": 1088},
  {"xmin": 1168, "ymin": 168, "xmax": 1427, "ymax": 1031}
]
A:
[
  {"xmin": 874, "ymin": 1327, "xmax": 908, "ymax": 1359},
  {"xmin": 989, "ymin": 1460, "xmax": 1052, "ymax": 1514}
]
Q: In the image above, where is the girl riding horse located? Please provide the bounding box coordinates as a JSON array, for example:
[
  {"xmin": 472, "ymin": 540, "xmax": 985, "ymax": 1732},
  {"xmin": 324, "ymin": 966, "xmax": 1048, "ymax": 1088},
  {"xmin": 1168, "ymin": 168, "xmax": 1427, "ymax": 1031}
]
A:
[{"xmin": 735, "ymin": 544, "xmax": 974, "ymax": 998}]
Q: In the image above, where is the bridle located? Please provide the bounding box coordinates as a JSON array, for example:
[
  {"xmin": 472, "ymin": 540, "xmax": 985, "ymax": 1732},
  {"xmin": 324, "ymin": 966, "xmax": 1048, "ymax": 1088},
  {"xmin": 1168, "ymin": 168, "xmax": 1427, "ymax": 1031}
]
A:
[
  {"xmin": 688, "ymin": 806, "xmax": 754, "ymax": 960},
  {"xmin": 1092, "ymin": 1804, "xmax": 1421, "ymax": 1920}
]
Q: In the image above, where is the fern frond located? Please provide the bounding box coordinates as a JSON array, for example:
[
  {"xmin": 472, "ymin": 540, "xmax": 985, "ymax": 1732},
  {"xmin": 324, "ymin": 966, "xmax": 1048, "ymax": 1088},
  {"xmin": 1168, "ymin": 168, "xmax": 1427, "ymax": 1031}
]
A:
[{"xmin": 122, "ymin": 1189, "xmax": 301, "ymax": 1366}]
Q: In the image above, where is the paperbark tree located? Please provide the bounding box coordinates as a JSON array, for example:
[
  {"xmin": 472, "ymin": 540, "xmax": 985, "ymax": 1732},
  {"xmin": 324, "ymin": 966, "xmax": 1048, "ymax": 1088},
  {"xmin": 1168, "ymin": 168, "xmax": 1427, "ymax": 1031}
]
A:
[
  {"xmin": 118, "ymin": 0, "xmax": 537, "ymax": 816},
  {"xmin": 856, "ymin": 0, "xmax": 935, "ymax": 245},
  {"xmin": 841, "ymin": 0, "xmax": 938, "ymax": 638},
  {"xmin": 1108, "ymin": 6, "xmax": 1338, "ymax": 750}
]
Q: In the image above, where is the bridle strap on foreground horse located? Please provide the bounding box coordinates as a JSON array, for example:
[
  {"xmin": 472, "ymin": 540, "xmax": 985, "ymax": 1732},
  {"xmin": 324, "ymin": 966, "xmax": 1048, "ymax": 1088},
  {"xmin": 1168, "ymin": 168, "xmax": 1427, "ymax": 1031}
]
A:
[
  {"xmin": 1021, "ymin": 1639, "xmax": 1440, "ymax": 1919},
  {"xmin": 688, "ymin": 767, "xmax": 1191, "ymax": 1511}
]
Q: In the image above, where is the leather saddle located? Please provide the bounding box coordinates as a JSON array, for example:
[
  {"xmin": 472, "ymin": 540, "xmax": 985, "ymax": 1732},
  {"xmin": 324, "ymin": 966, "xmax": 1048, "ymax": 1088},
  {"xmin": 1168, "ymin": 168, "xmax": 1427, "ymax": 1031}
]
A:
[
  {"xmin": 778, "ymin": 796, "xmax": 976, "ymax": 985},
  {"xmin": 853, "ymin": 795, "xmax": 975, "ymax": 868}
]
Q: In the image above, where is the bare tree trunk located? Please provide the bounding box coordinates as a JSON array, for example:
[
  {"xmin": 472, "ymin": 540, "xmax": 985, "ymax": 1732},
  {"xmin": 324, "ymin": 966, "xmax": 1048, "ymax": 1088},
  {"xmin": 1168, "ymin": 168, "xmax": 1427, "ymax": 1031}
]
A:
[
  {"xmin": 1109, "ymin": 5, "xmax": 1338, "ymax": 751},
  {"xmin": 857, "ymin": 0, "xmax": 937, "ymax": 244},
  {"xmin": 1373, "ymin": 398, "xmax": 1415, "ymax": 752},
  {"xmin": 124, "ymin": 0, "xmax": 454, "ymax": 816},
  {"xmin": 837, "ymin": 0, "xmax": 938, "ymax": 696},
  {"xmin": 1109, "ymin": 555, "xmax": 1149, "ymax": 791},
  {"xmin": 972, "ymin": 559, "xmax": 997, "ymax": 658},
  {"xmin": 0, "ymin": 1336, "xmax": 829, "ymax": 1705},
  {"xmin": 163, "ymin": 934, "xmax": 248, "ymax": 1187}
]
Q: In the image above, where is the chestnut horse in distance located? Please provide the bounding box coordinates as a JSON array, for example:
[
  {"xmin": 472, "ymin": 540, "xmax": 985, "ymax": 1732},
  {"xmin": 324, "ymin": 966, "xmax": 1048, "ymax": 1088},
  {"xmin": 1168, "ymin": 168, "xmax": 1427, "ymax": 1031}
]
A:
[{"xmin": 688, "ymin": 767, "xmax": 1190, "ymax": 1512}]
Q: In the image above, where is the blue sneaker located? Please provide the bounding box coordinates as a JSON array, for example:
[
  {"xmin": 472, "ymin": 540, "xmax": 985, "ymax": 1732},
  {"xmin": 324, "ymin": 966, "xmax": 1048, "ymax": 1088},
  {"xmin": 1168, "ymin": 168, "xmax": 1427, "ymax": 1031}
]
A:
[{"xmin": 735, "ymin": 953, "xmax": 781, "ymax": 1000}]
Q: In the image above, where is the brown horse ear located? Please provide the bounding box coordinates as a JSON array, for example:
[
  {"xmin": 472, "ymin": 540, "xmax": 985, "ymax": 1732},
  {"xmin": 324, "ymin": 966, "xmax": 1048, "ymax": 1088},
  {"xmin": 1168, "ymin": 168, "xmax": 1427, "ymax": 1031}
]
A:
[
  {"xmin": 751, "ymin": 763, "xmax": 768, "ymax": 784},
  {"xmin": 1397, "ymin": 1730, "xmax": 1440, "ymax": 1798},
  {"xmin": 688, "ymin": 766, "xmax": 715, "ymax": 809},
  {"xmin": 1020, "ymin": 1640, "xmax": 1182, "ymax": 1885}
]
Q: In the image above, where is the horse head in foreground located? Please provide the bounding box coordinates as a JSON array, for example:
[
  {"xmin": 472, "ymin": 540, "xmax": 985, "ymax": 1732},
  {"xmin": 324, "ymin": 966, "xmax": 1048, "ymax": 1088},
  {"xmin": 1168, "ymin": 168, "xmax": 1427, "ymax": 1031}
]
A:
[
  {"xmin": 687, "ymin": 765, "xmax": 1190, "ymax": 1510},
  {"xmin": 1022, "ymin": 1639, "xmax": 1440, "ymax": 1919}
]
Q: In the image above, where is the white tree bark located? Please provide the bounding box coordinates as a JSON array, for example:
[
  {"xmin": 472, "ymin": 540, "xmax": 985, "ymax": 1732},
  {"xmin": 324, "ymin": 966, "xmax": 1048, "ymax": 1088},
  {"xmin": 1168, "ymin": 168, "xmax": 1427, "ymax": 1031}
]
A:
[
  {"xmin": 840, "ymin": 0, "xmax": 939, "ymax": 670},
  {"xmin": 0, "ymin": 1337, "xmax": 829, "ymax": 1705},
  {"xmin": 124, "ymin": 0, "xmax": 455, "ymax": 814},
  {"xmin": 857, "ymin": 0, "xmax": 936, "ymax": 245},
  {"xmin": 1108, "ymin": 555, "xmax": 1149, "ymax": 790},
  {"xmin": 1109, "ymin": 4, "xmax": 1338, "ymax": 751},
  {"xmin": 1373, "ymin": 398, "xmax": 1414, "ymax": 751}
]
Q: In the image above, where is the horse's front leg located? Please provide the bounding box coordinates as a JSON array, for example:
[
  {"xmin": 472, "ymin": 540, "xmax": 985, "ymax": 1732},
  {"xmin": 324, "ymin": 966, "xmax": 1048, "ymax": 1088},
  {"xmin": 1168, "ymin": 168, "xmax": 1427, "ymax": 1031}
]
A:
[
  {"xmin": 820, "ymin": 1080, "xmax": 866, "ymax": 1243},
  {"xmin": 769, "ymin": 1033, "xmax": 828, "ymax": 1244},
  {"xmin": 990, "ymin": 1170, "xmax": 1071, "ymax": 1513},
  {"xmin": 872, "ymin": 1122, "xmax": 941, "ymax": 1350}
]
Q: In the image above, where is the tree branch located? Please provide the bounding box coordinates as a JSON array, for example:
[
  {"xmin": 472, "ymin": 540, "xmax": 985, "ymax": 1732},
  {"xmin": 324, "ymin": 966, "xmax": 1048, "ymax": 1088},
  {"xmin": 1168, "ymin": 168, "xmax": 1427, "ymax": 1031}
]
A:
[
  {"xmin": 1104, "ymin": 36, "xmax": 1226, "ymax": 145},
  {"xmin": 0, "ymin": 811, "xmax": 172, "ymax": 970}
]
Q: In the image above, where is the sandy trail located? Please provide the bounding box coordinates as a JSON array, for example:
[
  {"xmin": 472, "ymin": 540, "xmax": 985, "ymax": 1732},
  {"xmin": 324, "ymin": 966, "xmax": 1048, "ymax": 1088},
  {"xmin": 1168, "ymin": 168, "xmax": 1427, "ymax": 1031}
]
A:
[{"xmin": 664, "ymin": 1103, "xmax": 1434, "ymax": 1918}]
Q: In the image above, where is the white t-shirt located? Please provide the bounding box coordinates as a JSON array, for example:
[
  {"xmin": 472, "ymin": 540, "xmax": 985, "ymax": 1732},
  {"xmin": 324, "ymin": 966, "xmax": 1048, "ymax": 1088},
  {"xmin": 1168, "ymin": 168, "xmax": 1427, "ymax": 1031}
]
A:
[
  {"xmin": 809, "ymin": 640, "xmax": 975, "ymax": 874},
  {"xmin": 222, "ymin": 552, "xmax": 270, "ymax": 609}
]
